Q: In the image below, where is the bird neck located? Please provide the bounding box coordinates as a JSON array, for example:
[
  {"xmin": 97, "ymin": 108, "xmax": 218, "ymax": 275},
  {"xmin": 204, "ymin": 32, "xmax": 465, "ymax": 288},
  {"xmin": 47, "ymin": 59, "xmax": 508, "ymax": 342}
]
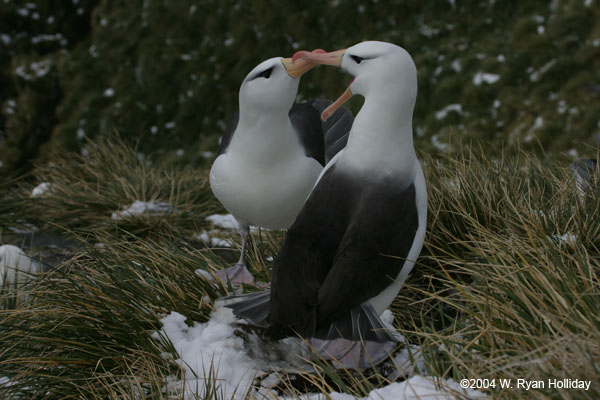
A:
[
  {"xmin": 229, "ymin": 109, "xmax": 302, "ymax": 160},
  {"xmin": 341, "ymin": 92, "xmax": 417, "ymax": 179}
]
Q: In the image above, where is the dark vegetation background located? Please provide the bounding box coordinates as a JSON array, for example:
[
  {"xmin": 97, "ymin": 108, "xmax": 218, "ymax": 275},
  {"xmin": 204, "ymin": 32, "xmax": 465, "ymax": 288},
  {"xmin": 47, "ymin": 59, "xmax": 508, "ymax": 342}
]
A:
[{"xmin": 1, "ymin": 0, "xmax": 599, "ymax": 176}]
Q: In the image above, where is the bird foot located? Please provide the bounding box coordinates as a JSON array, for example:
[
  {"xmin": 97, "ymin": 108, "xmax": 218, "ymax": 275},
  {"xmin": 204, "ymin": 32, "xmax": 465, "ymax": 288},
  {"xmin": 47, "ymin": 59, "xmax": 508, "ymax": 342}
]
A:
[
  {"xmin": 216, "ymin": 263, "xmax": 255, "ymax": 286},
  {"xmin": 308, "ymin": 337, "xmax": 397, "ymax": 370}
]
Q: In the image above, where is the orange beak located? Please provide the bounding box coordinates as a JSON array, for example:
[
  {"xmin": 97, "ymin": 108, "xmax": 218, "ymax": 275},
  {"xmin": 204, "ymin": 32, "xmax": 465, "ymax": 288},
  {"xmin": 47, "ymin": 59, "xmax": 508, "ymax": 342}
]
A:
[
  {"xmin": 281, "ymin": 49, "xmax": 326, "ymax": 79},
  {"xmin": 294, "ymin": 49, "xmax": 352, "ymax": 121}
]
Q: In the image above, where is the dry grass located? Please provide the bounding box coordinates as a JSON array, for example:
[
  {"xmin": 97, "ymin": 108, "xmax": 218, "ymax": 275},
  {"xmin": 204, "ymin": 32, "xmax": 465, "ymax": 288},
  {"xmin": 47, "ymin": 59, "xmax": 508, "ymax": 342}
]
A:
[
  {"xmin": 0, "ymin": 138, "xmax": 598, "ymax": 398},
  {"xmin": 20, "ymin": 135, "xmax": 220, "ymax": 239}
]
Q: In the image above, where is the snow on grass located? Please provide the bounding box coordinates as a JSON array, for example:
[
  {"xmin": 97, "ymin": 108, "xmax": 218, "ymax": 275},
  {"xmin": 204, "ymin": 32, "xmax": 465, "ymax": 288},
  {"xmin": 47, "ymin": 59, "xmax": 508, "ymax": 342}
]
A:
[
  {"xmin": 31, "ymin": 182, "xmax": 52, "ymax": 198},
  {"xmin": 435, "ymin": 104, "xmax": 463, "ymax": 120},
  {"xmin": 154, "ymin": 306, "xmax": 306, "ymax": 399},
  {"xmin": 111, "ymin": 200, "xmax": 173, "ymax": 220},
  {"xmin": 549, "ymin": 233, "xmax": 577, "ymax": 246},
  {"xmin": 431, "ymin": 134, "xmax": 450, "ymax": 151},
  {"xmin": 451, "ymin": 59, "xmax": 461, "ymax": 72},
  {"xmin": 196, "ymin": 231, "xmax": 233, "ymax": 248},
  {"xmin": 361, "ymin": 376, "xmax": 487, "ymax": 399},
  {"xmin": 194, "ymin": 268, "xmax": 215, "ymax": 282},
  {"xmin": 472, "ymin": 72, "xmax": 500, "ymax": 85},
  {"xmin": 14, "ymin": 60, "xmax": 52, "ymax": 80},
  {"xmin": 155, "ymin": 307, "xmax": 484, "ymax": 399},
  {"xmin": 205, "ymin": 214, "xmax": 260, "ymax": 232},
  {"xmin": 206, "ymin": 213, "xmax": 239, "ymax": 229}
]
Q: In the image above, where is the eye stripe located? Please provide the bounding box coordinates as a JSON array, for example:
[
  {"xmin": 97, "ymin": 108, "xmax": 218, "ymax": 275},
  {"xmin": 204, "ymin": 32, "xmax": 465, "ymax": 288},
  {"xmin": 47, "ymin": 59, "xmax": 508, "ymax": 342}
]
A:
[
  {"xmin": 251, "ymin": 66, "xmax": 274, "ymax": 80},
  {"xmin": 351, "ymin": 55, "xmax": 363, "ymax": 64}
]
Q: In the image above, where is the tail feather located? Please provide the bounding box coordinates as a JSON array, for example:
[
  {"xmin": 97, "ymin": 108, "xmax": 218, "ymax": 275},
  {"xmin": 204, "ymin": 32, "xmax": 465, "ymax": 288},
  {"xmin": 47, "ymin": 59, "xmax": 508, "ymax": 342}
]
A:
[
  {"xmin": 223, "ymin": 291, "xmax": 394, "ymax": 344},
  {"xmin": 223, "ymin": 291, "xmax": 271, "ymax": 328},
  {"xmin": 314, "ymin": 303, "xmax": 395, "ymax": 343}
]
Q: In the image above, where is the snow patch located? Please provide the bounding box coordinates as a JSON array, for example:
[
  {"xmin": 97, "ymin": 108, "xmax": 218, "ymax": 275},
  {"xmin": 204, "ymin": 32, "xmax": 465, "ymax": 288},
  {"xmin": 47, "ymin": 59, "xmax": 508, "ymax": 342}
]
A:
[
  {"xmin": 550, "ymin": 233, "xmax": 577, "ymax": 246},
  {"xmin": 206, "ymin": 214, "xmax": 239, "ymax": 229},
  {"xmin": 557, "ymin": 100, "xmax": 568, "ymax": 114},
  {"xmin": 31, "ymin": 182, "xmax": 52, "ymax": 198},
  {"xmin": 31, "ymin": 33, "xmax": 66, "ymax": 45},
  {"xmin": 196, "ymin": 231, "xmax": 233, "ymax": 248},
  {"xmin": 567, "ymin": 148, "xmax": 578, "ymax": 158},
  {"xmin": 14, "ymin": 60, "xmax": 52, "ymax": 80},
  {"xmin": 431, "ymin": 134, "xmax": 449, "ymax": 151},
  {"xmin": 451, "ymin": 59, "xmax": 461, "ymax": 72},
  {"xmin": 363, "ymin": 376, "xmax": 486, "ymax": 399},
  {"xmin": 154, "ymin": 307, "xmax": 304, "ymax": 399},
  {"xmin": 194, "ymin": 268, "xmax": 216, "ymax": 282},
  {"xmin": 420, "ymin": 25, "xmax": 440, "ymax": 38},
  {"xmin": 111, "ymin": 201, "xmax": 173, "ymax": 220},
  {"xmin": 435, "ymin": 104, "xmax": 463, "ymax": 120},
  {"xmin": 473, "ymin": 72, "xmax": 500, "ymax": 85},
  {"xmin": 155, "ymin": 307, "xmax": 482, "ymax": 399}
]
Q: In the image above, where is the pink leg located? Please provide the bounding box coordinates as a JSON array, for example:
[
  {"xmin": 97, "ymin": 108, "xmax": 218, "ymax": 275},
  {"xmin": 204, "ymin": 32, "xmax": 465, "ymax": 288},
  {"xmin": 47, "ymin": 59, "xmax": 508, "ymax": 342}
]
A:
[
  {"xmin": 216, "ymin": 263, "xmax": 255, "ymax": 286},
  {"xmin": 216, "ymin": 222, "xmax": 255, "ymax": 286}
]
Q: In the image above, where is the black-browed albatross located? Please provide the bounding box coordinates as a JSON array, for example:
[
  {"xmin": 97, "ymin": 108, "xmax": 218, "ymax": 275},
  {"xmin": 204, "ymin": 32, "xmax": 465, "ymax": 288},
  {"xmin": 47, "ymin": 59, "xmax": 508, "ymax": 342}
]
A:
[
  {"xmin": 225, "ymin": 41, "xmax": 428, "ymax": 369},
  {"xmin": 210, "ymin": 52, "xmax": 352, "ymax": 285}
]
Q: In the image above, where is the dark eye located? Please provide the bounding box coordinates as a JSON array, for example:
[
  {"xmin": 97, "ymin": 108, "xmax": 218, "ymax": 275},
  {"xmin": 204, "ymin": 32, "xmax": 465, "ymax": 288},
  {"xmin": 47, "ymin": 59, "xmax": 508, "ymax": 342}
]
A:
[
  {"xmin": 351, "ymin": 55, "xmax": 363, "ymax": 64},
  {"xmin": 258, "ymin": 67, "xmax": 273, "ymax": 79}
]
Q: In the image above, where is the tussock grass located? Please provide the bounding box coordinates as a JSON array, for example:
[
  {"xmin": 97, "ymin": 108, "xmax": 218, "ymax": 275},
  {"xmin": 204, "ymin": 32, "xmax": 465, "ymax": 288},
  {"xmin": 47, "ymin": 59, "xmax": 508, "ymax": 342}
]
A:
[
  {"xmin": 0, "ymin": 235, "xmax": 225, "ymax": 398},
  {"xmin": 0, "ymin": 137, "xmax": 598, "ymax": 398},
  {"xmin": 21, "ymin": 135, "xmax": 221, "ymax": 239},
  {"xmin": 394, "ymin": 148, "xmax": 600, "ymax": 399}
]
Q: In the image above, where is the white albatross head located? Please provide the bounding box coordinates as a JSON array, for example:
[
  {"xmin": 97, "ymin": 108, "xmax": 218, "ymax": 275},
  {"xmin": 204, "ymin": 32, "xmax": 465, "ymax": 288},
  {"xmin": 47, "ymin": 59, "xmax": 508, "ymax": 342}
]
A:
[
  {"xmin": 238, "ymin": 52, "xmax": 322, "ymax": 116},
  {"xmin": 294, "ymin": 41, "xmax": 417, "ymax": 121}
]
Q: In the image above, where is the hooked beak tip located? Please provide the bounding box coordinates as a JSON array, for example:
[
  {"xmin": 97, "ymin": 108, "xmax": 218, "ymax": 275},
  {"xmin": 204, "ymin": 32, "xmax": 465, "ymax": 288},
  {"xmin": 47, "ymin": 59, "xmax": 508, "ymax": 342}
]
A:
[
  {"xmin": 292, "ymin": 51, "xmax": 308, "ymax": 64},
  {"xmin": 292, "ymin": 49, "xmax": 326, "ymax": 64}
]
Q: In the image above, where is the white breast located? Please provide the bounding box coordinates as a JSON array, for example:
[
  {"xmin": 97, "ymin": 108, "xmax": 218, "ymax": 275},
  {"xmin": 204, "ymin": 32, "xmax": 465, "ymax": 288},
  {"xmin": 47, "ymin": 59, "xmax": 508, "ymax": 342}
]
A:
[{"xmin": 210, "ymin": 144, "xmax": 323, "ymax": 230}]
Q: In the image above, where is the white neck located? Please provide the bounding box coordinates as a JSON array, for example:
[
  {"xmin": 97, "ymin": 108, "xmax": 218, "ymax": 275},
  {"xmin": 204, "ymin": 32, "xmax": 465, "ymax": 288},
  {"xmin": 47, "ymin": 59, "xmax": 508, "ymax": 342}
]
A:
[
  {"xmin": 340, "ymin": 90, "xmax": 417, "ymax": 180},
  {"xmin": 228, "ymin": 109, "xmax": 303, "ymax": 161}
]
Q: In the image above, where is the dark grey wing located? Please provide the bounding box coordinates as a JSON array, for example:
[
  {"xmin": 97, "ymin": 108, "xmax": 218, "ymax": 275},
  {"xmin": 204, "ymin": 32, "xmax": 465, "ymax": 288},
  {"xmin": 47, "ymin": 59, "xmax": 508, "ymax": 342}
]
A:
[
  {"xmin": 288, "ymin": 102, "xmax": 326, "ymax": 166},
  {"xmin": 315, "ymin": 181, "xmax": 419, "ymax": 334},
  {"xmin": 267, "ymin": 165, "xmax": 353, "ymax": 339},
  {"xmin": 310, "ymin": 99, "xmax": 353, "ymax": 163},
  {"xmin": 268, "ymin": 169, "xmax": 418, "ymax": 342},
  {"xmin": 217, "ymin": 110, "xmax": 239, "ymax": 155}
]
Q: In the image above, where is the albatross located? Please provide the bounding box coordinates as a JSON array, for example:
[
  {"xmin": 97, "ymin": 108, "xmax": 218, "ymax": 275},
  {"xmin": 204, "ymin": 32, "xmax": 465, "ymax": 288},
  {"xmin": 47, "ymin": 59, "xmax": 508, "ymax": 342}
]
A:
[
  {"xmin": 225, "ymin": 41, "xmax": 427, "ymax": 369},
  {"xmin": 210, "ymin": 52, "xmax": 353, "ymax": 285}
]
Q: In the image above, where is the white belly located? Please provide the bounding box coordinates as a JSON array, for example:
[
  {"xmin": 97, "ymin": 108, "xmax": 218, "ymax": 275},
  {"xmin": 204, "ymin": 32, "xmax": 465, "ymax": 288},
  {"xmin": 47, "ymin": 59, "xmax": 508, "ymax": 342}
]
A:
[{"xmin": 210, "ymin": 153, "xmax": 322, "ymax": 230}]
